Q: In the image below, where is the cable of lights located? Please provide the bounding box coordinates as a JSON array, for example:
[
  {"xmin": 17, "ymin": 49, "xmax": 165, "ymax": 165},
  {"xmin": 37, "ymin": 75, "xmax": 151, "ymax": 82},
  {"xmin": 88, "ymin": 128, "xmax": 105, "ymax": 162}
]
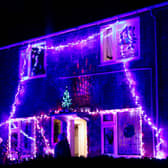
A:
[{"xmin": 123, "ymin": 62, "xmax": 164, "ymax": 159}]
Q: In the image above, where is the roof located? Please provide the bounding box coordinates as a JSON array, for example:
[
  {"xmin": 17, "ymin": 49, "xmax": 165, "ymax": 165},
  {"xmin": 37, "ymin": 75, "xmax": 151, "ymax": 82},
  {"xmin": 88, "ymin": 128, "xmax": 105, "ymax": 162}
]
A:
[{"xmin": 0, "ymin": 2, "xmax": 168, "ymax": 51}]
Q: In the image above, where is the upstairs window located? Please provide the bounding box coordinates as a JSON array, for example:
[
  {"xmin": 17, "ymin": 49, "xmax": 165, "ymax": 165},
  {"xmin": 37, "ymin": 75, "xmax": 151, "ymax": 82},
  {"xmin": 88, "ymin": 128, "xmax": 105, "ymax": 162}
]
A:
[
  {"xmin": 100, "ymin": 17, "xmax": 140, "ymax": 65},
  {"xmin": 20, "ymin": 42, "xmax": 46, "ymax": 81},
  {"xmin": 30, "ymin": 48, "xmax": 45, "ymax": 77}
]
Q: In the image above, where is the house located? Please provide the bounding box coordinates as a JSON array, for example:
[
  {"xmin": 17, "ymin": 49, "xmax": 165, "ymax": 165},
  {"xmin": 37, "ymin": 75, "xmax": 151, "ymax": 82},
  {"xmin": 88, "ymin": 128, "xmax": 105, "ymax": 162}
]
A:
[{"xmin": 0, "ymin": 2, "xmax": 168, "ymax": 161}]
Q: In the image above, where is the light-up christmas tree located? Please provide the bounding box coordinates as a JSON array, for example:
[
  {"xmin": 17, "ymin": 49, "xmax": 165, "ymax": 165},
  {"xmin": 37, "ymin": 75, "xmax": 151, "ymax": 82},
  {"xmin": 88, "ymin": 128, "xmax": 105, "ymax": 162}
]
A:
[{"xmin": 62, "ymin": 86, "xmax": 72, "ymax": 110}]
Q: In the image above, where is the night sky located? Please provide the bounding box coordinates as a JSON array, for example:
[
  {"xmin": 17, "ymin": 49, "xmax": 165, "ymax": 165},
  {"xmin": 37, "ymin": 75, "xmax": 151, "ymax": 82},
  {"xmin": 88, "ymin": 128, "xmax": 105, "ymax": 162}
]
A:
[{"xmin": 0, "ymin": 0, "xmax": 167, "ymax": 47}]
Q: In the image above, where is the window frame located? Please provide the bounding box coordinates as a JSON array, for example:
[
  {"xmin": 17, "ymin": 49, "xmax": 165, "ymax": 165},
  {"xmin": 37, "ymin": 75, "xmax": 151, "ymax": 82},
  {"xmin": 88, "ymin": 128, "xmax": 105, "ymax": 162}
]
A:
[
  {"xmin": 20, "ymin": 42, "xmax": 47, "ymax": 81},
  {"xmin": 8, "ymin": 118, "xmax": 36, "ymax": 160},
  {"xmin": 101, "ymin": 113, "xmax": 118, "ymax": 157},
  {"xmin": 100, "ymin": 17, "xmax": 140, "ymax": 66}
]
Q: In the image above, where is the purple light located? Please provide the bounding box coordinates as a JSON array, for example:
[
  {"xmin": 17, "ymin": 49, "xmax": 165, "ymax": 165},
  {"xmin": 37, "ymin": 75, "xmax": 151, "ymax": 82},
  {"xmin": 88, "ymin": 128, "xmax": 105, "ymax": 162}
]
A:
[
  {"xmin": 86, "ymin": 107, "xmax": 140, "ymax": 115},
  {"xmin": 8, "ymin": 114, "xmax": 52, "ymax": 160},
  {"xmin": 123, "ymin": 62, "xmax": 164, "ymax": 159},
  {"xmin": 40, "ymin": 32, "xmax": 98, "ymax": 51},
  {"xmin": 0, "ymin": 2, "xmax": 167, "ymax": 51},
  {"xmin": 0, "ymin": 11, "xmax": 167, "ymax": 160},
  {"xmin": 9, "ymin": 82, "xmax": 24, "ymax": 119}
]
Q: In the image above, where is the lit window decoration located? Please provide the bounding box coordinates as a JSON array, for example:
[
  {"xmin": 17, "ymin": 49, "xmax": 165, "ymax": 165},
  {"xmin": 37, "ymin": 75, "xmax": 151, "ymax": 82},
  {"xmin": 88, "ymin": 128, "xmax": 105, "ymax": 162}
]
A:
[{"xmin": 123, "ymin": 62, "xmax": 164, "ymax": 159}]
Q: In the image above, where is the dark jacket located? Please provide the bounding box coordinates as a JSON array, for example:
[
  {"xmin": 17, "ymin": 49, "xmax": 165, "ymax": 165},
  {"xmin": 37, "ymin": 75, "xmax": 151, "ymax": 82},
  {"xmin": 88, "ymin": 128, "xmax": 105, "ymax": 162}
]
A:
[{"xmin": 54, "ymin": 139, "xmax": 71, "ymax": 158}]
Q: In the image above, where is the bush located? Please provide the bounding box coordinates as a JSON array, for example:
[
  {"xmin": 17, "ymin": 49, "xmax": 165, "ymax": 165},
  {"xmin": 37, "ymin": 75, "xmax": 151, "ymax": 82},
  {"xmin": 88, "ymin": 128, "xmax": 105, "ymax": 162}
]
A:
[{"xmin": 2, "ymin": 155, "xmax": 168, "ymax": 168}]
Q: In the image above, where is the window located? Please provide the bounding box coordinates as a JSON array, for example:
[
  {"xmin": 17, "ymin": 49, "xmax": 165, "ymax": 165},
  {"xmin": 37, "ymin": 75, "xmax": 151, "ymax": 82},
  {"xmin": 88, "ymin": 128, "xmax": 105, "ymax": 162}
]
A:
[
  {"xmin": 100, "ymin": 25, "xmax": 117, "ymax": 63},
  {"xmin": 20, "ymin": 42, "xmax": 46, "ymax": 81},
  {"xmin": 11, "ymin": 133, "xmax": 18, "ymax": 153},
  {"xmin": 117, "ymin": 110, "xmax": 142, "ymax": 156},
  {"xmin": 9, "ymin": 118, "xmax": 36, "ymax": 160},
  {"xmin": 103, "ymin": 114, "xmax": 113, "ymax": 122},
  {"xmin": 101, "ymin": 113, "xmax": 117, "ymax": 156},
  {"xmin": 101, "ymin": 108, "xmax": 142, "ymax": 157},
  {"xmin": 104, "ymin": 127, "xmax": 114, "ymax": 154},
  {"xmin": 30, "ymin": 48, "xmax": 45, "ymax": 77},
  {"xmin": 100, "ymin": 17, "xmax": 140, "ymax": 65},
  {"xmin": 53, "ymin": 119, "xmax": 61, "ymax": 143}
]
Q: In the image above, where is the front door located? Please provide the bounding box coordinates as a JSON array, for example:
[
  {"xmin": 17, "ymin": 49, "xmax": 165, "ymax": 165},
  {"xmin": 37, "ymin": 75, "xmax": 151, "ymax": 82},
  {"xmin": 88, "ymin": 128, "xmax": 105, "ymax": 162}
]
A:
[
  {"xmin": 68, "ymin": 118, "xmax": 87, "ymax": 157},
  {"xmin": 53, "ymin": 114, "xmax": 88, "ymax": 157}
]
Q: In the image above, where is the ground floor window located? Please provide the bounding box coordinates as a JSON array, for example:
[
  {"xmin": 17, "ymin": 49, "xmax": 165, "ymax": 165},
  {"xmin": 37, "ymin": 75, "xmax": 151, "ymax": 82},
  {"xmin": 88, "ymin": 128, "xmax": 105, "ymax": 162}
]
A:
[
  {"xmin": 53, "ymin": 119, "xmax": 62, "ymax": 143},
  {"xmin": 104, "ymin": 127, "xmax": 114, "ymax": 154},
  {"xmin": 117, "ymin": 110, "xmax": 142, "ymax": 156},
  {"xmin": 101, "ymin": 108, "xmax": 142, "ymax": 157},
  {"xmin": 101, "ymin": 113, "xmax": 117, "ymax": 156},
  {"xmin": 8, "ymin": 118, "xmax": 36, "ymax": 160}
]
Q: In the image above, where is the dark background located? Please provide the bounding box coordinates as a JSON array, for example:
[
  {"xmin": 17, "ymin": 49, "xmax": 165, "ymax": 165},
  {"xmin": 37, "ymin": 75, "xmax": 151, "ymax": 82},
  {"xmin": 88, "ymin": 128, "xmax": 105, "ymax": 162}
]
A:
[{"xmin": 0, "ymin": 0, "xmax": 167, "ymax": 47}]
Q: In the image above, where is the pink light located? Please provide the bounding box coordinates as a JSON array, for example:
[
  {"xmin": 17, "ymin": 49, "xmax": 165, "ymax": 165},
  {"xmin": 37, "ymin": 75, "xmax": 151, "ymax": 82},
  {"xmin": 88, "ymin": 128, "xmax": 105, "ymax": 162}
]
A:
[
  {"xmin": 123, "ymin": 62, "xmax": 164, "ymax": 159},
  {"xmin": 1, "ymin": 19, "xmax": 166, "ymax": 160},
  {"xmin": 7, "ymin": 114, "xmax": 51, "ymax": 160},
  {"xmin": 8, "ymin": 117, "xmax": 37, "ymax": 160},
  {"xmin": 87, "ymin": 107, "xmax": 141, "ymax": 115},
  {"xmin": 36, "ymin": 117, "xmax": 52, "ymax": 155},
  {"xmin": 9, "ymin": 82, "xmax": 25, "ymax": 119},
  {"xmin": 11, "ymin": 122, "xmax": 35, "ymax": 141},
  {"xmin": 37, "ymin": 32, "xmax": 99, "ymax": 52}
]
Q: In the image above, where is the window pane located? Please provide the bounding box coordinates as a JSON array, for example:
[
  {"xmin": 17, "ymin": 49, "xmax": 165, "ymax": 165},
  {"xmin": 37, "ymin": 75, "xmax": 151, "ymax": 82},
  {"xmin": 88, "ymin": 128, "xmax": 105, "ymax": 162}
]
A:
[
  {"xmin": 103, "ymin": 114, "xmax": 113, "ymax": 122},
  {"xmin": 117, "ymin": 111, "xmax": 141, "ymax": 155},
  {"xmin": 54, "ymin": 119, "xmax": 61, "ymax": 143},
  {"xmin": 31, "ymin": 48, "xmax": 45, "ymax": 77},
  {"xmin": 11, "ymin": 133, "xmax": 18, "ymax": 151},
  {"xmin": 104, "ymin": 127, "xmax": 114, "ymax": 154}
]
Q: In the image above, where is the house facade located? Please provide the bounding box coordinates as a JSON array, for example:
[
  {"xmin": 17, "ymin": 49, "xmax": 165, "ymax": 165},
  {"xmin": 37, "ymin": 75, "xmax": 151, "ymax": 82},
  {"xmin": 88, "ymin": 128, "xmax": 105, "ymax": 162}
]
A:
[{"xmin": 0, "ymin": 2, "xmax": 168, "ymax": 161}]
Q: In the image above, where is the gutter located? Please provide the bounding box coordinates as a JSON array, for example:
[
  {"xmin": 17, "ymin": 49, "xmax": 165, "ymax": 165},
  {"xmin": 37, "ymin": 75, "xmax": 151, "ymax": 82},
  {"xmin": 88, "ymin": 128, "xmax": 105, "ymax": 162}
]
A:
[{"xmin": 150, "ymin": 9, "xmax": 159, "ymax": 158}]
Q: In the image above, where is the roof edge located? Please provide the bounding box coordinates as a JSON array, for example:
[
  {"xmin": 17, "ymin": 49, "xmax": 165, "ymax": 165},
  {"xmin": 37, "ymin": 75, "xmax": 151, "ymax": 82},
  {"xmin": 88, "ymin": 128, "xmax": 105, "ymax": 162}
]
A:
[{"xmin": 0, "ymin": 2, "xmax": 168, "ymax": 50}]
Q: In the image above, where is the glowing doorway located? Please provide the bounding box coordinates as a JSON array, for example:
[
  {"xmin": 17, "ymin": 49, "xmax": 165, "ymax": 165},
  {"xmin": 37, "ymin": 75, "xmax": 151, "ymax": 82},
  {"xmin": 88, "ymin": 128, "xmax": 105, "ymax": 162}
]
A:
[{"xmin": 67, "ymin": 118, "xmax": 87, "ymax": 157}]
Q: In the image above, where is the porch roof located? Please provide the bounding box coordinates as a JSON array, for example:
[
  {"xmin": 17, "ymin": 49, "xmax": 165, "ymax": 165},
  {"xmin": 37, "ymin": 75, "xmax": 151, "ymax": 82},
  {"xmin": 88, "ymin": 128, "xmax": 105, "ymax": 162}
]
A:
[{"xmin": 51, "ymin": 112, "xmax": 90, "ymax": 121}]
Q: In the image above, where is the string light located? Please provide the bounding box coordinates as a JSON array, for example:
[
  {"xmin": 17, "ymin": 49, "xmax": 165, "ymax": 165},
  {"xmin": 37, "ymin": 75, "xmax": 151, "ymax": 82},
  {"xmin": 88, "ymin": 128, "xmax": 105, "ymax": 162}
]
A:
[
  {"xmin": 0, "ymin": 23, "xmax": 165, "ymax": 160},
  {"xmin": 35, "ymin": 116, "xmax": 53, "ymax": 155},
  {"xmin": 7, "ymin": 114, "xmax": 52, "ymax": 160},
  {"xmin": 123, "ymin": 62, "xmax": 165, "ymax": 159}
]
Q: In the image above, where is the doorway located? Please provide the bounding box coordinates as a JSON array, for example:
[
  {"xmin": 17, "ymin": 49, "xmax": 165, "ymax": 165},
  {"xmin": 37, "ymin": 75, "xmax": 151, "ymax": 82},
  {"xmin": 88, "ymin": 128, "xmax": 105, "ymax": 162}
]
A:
[
  {"xmin": 53, "ymin": 114, "xmax": 88, "ymax": 157},
  {"xmin": 74, "ymin": 119, "xmax": 87, "ymax": 157},
  {"xmin": 67, "ymin": 118, "xmax": 87, "ymax": 157}
]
